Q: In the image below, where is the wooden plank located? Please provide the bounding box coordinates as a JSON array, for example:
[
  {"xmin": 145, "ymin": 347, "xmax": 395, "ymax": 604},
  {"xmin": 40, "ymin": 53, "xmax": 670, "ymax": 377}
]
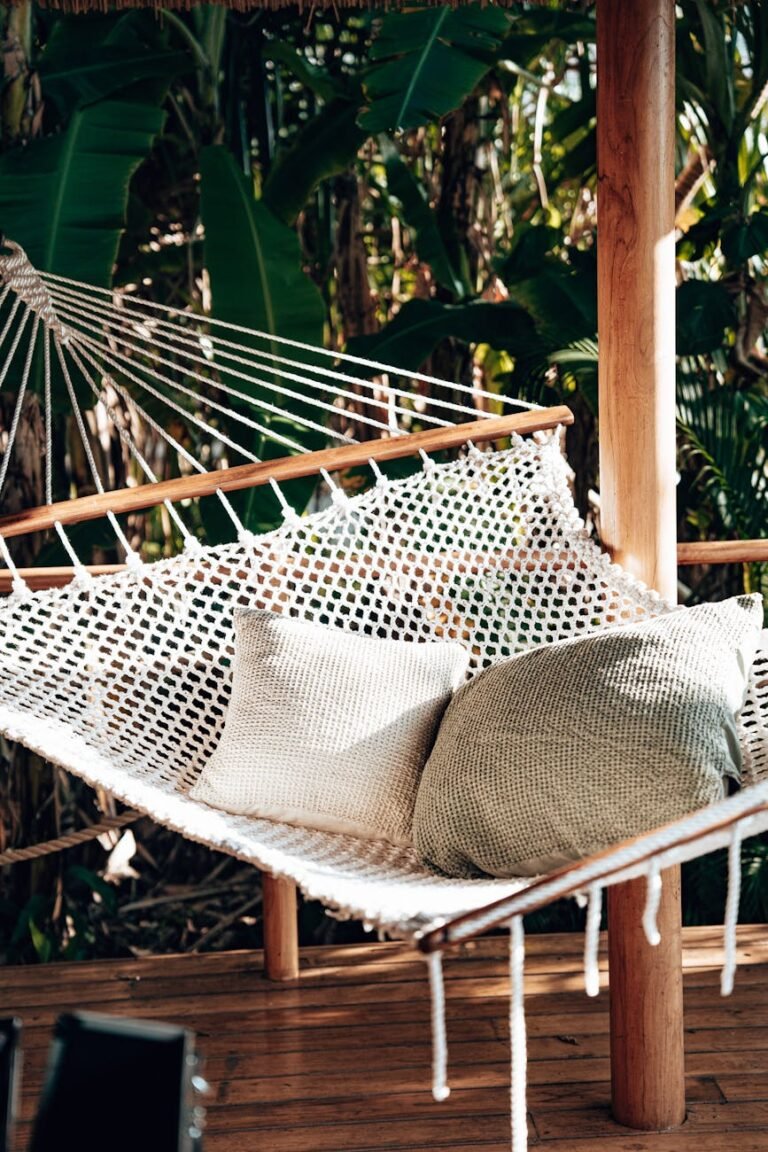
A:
[
  {"xmin": 9, "ymin": 958, "xmax": 768, "ymax": 1027},
  {"xmin": 13, "ymin": 1008, "xmax": 768, "ymax": 1088},
  {"xmin": 0, "ymin": 408, "xmax": 572, "ymax": 541},
  {"xmin": 537, "ymin": 1099, "xmax": 768, "ymax": 1141},
  {"xmin": 195, "ymin": 1102, "xmax": 768, "ymax": 1152},
  {"xmin": 0, "ymin": 564, "xmax": 127, "ymax": 591},
  {"xmin": 715, "ymin": 1075, "xmax": 768, "ymax": 1103},
  {"xmin": 6, "ymin": 956, "xmax": 763, "ymax": 1015},
  {"xmin": 15, "ymin": 1116, "xmax": 768, "ymax": 1152},
  {"xmin": 197, "ymin": 1079, "xmax": 720, "ymax": 1131},
  {"xmin": 7, "ymin": 929, "xmax": 768, "ymax": 1152},
  {"xmin": 3, "ymin": 925, "xmax": 767, "ymax": 1006},
  {"xmin": 2, "ymin": 925, "xmax": 764, "ymax": 993}
]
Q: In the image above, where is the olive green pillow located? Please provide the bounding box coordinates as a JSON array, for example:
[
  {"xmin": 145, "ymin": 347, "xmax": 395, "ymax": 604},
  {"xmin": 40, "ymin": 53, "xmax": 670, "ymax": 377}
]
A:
[{"xmin": 413, "ymin": 595, "xmax": 763, "ymax": 878}]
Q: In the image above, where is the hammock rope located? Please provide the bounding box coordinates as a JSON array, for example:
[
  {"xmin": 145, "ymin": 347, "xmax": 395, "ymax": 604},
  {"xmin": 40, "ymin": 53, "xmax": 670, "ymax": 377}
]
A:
[
  {"xmin": 39, "ymin": 264, "xmax": 540, "ymax": 411},
  {"xmin": 0, "ymin": 809, "xmax": 141, "ymax": 866},
  {"xmin": 50, "ymin": 292, "xmax": 447, "ymax": 437},
  {"xmin": 583, "ymin": 883, "xmax": 602, "ymax": 998},
  {"xmin": 0, "ymin": 239, "xmax": 534, "ymax": 578}
]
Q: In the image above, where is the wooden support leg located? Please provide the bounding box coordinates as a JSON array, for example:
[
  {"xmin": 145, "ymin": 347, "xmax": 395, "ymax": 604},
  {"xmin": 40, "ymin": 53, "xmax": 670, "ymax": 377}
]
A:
[
  {"xmin": 262, "ymin": 873, "xmax": 299, "ymax": 981},
  {"xmin": 597, "ymin": 0, "xmax": 683, "ymax": 1130},
  {"xmin": 608, "ymin": 869, "xmax": 686, "ymax": 1129}
]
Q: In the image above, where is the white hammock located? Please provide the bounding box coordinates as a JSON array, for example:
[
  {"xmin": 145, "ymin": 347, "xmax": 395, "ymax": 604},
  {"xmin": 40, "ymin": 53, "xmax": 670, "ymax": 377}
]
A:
[{"xmin": 1, "ymin": 240, "xmax": 768, "ymax": 1152}]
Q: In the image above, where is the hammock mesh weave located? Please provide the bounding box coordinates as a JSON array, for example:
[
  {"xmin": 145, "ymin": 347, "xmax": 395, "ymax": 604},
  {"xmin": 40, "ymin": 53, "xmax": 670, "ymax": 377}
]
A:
[{"xmin": 1, "ymin": 432, "xmax": 767, "ymax": 935}]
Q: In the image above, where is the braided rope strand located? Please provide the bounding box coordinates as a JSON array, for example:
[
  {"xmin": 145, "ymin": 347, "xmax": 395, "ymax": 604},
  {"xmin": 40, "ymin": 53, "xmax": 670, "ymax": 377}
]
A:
[{"xmin": 0, "ymin": 810, "xmax": 142, "ymax": 866}]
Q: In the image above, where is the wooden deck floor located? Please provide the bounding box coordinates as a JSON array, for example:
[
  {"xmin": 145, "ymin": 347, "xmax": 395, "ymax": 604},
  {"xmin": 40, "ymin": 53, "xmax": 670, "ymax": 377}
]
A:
[{"xmin": 3, "ymin": 925, "xmax": 768, "ymax": 1150}]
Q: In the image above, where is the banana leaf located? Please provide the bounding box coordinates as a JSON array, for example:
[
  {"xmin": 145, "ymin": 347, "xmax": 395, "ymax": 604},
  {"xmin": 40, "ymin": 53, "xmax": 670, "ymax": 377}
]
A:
[
  {"xmin": 38, "ymin": 12, "xmax": 190, "ymax": 114},
  {"xmin": 199, "ymin": 145, "xmax": 327, "ymax": 536},
  {"xmin": 200, "ymin": 144, "xmax": 325, "ymax": 355},
  {"xmin": 380, "ymin": 139, "xmax": 467, "ymax": 299},
  {"xmin": 0, "ymin": 97, "xmax": 166, "ymax": 410},
  {"xmin": 262, "ymin": 99, "xmax": 367, "ymax": 226},
  {"xmin": 345, "ymin": 296, "xmax": 538, "ymax": 371},
  {"xmin": 359, "ymin": 5, "xmax": 511, "ymax": 133},
  {"xmin": 0, "ymin": 99, "xmax": 166, "ymax": 283}
]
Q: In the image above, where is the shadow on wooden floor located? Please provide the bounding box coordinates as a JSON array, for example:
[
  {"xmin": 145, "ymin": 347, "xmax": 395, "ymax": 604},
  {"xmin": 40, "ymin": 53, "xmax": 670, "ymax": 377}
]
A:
[{"xmin": 2, "ymin": 925, "xmax": 768, "ymax": 1150}]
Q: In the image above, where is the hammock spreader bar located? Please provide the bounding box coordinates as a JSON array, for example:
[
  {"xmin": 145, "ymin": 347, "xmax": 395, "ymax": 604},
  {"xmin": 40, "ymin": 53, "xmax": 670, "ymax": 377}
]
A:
[{"xmin": 0, "ymin": 406, "xmax": 573, "ymax": 541}]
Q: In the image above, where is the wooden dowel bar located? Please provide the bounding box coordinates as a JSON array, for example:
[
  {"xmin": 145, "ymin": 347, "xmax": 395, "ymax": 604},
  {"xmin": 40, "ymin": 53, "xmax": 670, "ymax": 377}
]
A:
[
  {"xmin": 678, "ymin": 540, "xmax": 768, "ymax": 566},
  {"xmin": 0, "ymin": 408, "xmax": 573, "ymax": 542},
  {"xmin": 0, "ymin": 564, "xmax": 127, "ymax": 591}
]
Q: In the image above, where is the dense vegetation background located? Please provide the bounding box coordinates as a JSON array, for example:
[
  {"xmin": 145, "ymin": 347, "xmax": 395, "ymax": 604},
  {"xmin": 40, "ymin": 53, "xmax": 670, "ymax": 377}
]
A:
[{"xmin": 0, "ymin": 0, "xmax": 766, "ymax": 961}]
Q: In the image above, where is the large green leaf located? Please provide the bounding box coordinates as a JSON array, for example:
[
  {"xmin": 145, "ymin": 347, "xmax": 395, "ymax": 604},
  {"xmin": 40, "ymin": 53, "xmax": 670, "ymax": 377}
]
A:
[
  {"xmin": 345, "ymin": 297, "xmax": 538, "ymax": 371},
  {"xmin": 677, "ymin": 380, "xmax": 767, "ymax": 540},
  {"xmin": 380, "ymin": 139, "xmax": 467, "ymax": 299},
  {"xmin": 676, "ymin": 280, "xmax": 735, "ymax": 356},
  {"xmin": 722, "ymin": 211, "xmax": 768, "ymax": 264},
  {"xmin": 0, "ymin": 98, "xmax": 166, "ymax": 282},
  {"xmin": 262, "ymin": 99, "xmax": 366, "ymax": 226},
  {"xmin": 498, "ymin": 10, "xmax": 596, "ymax": 66},
  {"xmin": 499, "ymin": 223, "xmax": 561, "ymax": 280},
  {"xmin": 38, "ymin": 12, "xmax": 190, "ymax": 114},
  {"xmin": 200, "ymin": 145, "xmax": 327, "ymax": 534},
  {"xmin": 200, "ymin": 145, "xmax": 325, "ymax": 349},
  {"xmin": 359, "ymin": 5, "xmax": 511, "ymax": 133},
  {"xmin": 501, "ymin": 253, "xmax": 597, "ymax": 349},
  {"xmin": 692, "ymin": 0, "xmax": 735, "ymax": 135}
]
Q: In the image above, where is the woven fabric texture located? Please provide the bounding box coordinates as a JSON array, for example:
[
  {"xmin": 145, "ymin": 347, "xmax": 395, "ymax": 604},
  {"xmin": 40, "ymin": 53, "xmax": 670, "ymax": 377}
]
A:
[
  {"xmin": 190, "ymin": 610, "xmax": 468, "ymax": 844},
  {"xmin": 1, "ymin": 436, "xmax": 767, "ymax": 934},
  {"xmin": 413, "ymin": 596, "xmax": 764, "ymax": 879}
]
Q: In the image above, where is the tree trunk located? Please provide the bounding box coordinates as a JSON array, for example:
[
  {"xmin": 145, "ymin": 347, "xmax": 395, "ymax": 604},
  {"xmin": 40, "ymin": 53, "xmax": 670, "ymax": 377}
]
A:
[{"xmin": 333, "ymin": 171, "xmax": 384, "ymax": 441}]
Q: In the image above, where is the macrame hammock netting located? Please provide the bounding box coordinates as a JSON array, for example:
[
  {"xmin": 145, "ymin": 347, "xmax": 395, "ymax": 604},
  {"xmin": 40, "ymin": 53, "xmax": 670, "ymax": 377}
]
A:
[{"xmin": 1, "ymin": 240, "xmax": 768, "ymax": 1150}]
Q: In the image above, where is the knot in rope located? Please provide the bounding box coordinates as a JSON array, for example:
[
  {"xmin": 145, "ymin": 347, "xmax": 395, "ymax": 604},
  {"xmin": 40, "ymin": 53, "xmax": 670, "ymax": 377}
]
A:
[
  {"xmin": 124, "ymin": 550, "xmax": 145, "ymax": 576},
  {"xmin": 0, "ymin": 241, "xmax": 62, "ymax": 333},
  {"xmin": 238, "ymin": 528, "xmax": 258, "ymax": 549},
  {"xmin": 330, "ymin": 486, "xmax": 352, "ymax": 514},
  {"xmin": 10, "ymin": 577, "xmax": 30, "ymax": 601},
  {"xmin": 419, "ymin": 450, "xmax": 436, "ymax": 476},
  {"xmin": 72, "ymin": 567, "xmax": 95, "ymax": 593}
]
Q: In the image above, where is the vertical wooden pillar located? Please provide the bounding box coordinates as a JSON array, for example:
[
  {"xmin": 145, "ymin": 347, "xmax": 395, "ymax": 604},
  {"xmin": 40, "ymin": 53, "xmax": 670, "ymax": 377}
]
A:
[
  {"xmin": 596, "ymin": 0, "xmax": 686, "ymax": 1131},
  {"xmin": 263, "ymin": 874, "xmax": 299, "ymax": 981}
]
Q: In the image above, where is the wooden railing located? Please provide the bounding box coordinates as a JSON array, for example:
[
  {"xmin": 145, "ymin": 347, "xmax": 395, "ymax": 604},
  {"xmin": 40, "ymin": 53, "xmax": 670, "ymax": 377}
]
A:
[{"xmin": 419, "ymin": 787, "xmax": 768, "ymax": 954}]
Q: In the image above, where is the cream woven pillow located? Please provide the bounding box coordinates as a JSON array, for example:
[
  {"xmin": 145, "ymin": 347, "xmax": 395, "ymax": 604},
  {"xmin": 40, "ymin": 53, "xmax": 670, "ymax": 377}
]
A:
[
  {"xmin": 413, "ymin": 595, "xmax": 764, "ymax": 878},
  {"xmin": 190, "ymin": 610, "xmax": 469, "ymax": 846}
]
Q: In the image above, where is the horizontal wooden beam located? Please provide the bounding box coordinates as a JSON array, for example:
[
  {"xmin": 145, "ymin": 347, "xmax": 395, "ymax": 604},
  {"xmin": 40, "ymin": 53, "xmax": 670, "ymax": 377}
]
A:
[
  {"xmin": 677, "ymin": 540, "xmax": 768, "ymax": 566},
  {"xmin": 418, "ymin": 791, "xmax": 768, "ymax": 955},
  {"xmin": 0, "ymin": 565, "xmax": 126, "ymax": 592},
  {"xmin": 0, "ymin": 408, "xmax": 572, "ymax": 543}
]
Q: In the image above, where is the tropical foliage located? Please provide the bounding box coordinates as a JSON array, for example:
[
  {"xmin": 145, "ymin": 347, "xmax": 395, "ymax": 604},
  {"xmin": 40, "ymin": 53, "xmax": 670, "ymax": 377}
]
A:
[{"xmin": 0, "ymin": 0, "xmax": 766, "ymax": 959}]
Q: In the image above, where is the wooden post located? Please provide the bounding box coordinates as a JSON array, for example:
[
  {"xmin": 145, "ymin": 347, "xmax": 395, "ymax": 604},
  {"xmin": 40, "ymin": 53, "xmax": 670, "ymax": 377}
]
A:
[
  {"xmin": 262, "ymin": 874, "xmax": 299, "ymax": 981},
  {"xmin": 597, "ymin": 0, "xmax": 686, "ymax": 1132}
]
